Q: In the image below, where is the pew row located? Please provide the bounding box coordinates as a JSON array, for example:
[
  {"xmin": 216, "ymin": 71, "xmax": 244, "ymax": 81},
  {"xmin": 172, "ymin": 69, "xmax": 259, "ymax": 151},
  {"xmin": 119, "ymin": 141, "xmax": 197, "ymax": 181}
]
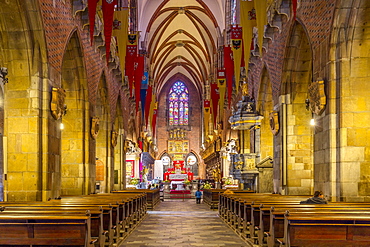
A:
[
  {"xmin": 218, "ymin": 193, "xmax": 370, "ymax": 247},
  {"xmin": 112, "ymin": 189, "xmax": 160, "ymax": 209},
  {"xmin": 0, "ymin": 192, "xmax": 147, "ymax": 247},
  {"xmin": 202, "ymin": 189, "xmax": 255, "ymax": 209}
]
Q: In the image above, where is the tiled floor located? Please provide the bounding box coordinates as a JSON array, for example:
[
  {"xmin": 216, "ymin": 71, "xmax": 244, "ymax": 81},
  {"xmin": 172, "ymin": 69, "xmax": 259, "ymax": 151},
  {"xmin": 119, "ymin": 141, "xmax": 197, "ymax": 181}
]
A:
[{"xmin": 119, "ymin": 199, "xmax": 251, "ymax": 246}]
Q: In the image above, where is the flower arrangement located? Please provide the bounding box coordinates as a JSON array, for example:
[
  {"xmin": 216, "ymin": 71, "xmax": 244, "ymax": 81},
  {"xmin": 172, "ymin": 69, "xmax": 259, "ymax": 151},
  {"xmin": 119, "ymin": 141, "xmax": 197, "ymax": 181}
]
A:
[
  {"xmin": 203, "ymin": 182, "xmax": 212, "ymax": 189},
  {"xmin": 224, "ymin": 177, "xmax": 233, "ymax": 185},
  {"xmin": 163, "ymin": 180, "xmax": 170, "ymax": 183},
  {"xmin": 129, "ymin": 177, "xmax": 139, "ymax": 185},
  {"xmin": 183, "ymin": 179, "xmax": 191, "ymax": 185}
]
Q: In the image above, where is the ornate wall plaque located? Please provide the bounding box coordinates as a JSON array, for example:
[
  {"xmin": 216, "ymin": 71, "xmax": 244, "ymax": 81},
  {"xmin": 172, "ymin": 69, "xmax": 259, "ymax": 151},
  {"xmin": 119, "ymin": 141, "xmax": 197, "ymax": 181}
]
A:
[
  {"xmin": 50, "ymin": 87, "xmax": 66, "ymax": 120},
  {"xmin": 167, "ymin": 140, "xmax": 189, "ymax": 153},
  {"xmin": 91, "ymin": 117, "xmax": 100, "ymax": 139},
  {"xmin": 308, "ymin": 78, "xmax": 326, "ymax": 115},
  {"xmin": 269, "ymin": 111, "xmax": 279, "ymax": 135}
]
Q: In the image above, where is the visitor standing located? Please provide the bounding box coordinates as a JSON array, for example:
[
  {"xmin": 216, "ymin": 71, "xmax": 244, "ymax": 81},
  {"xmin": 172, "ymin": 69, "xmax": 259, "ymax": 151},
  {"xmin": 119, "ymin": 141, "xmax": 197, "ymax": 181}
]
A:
[{"xmin": 195, "ymin": 189, "xmax": 202, "ymax": 204}]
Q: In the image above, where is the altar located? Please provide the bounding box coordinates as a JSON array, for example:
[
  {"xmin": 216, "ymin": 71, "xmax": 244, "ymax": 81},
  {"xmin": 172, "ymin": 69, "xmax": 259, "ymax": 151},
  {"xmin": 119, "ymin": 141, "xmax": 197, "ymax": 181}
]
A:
[{"xmin": 163, "ymin": 161, "xmax": 194, "ymax": 182}]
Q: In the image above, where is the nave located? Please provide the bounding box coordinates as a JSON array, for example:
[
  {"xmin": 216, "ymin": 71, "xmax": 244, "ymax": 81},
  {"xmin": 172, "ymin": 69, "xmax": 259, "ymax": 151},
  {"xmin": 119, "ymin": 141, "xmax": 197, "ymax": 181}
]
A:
[{"xmin": 120, "ymin": 199, "xmax": 249, "ymax": 247}]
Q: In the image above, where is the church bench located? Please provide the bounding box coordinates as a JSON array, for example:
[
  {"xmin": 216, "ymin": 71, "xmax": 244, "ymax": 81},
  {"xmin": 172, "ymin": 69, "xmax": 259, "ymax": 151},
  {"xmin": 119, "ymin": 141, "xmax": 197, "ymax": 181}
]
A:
[
  {"xmin": 0, "ymin": 193, "xmax": 146, "ymax": 246},
  {"xmin": 202, "ymin": 189, "xmax": 255, "ymax": 209},
  {"xmin": 218, "ymin": 194, "xmax": 312, "ymax": 242},
  {"xmin": 0, "ymin": 204, "xmax": 111, "ymax": 247},
  {"xmin": 0, "ymin": 213, "xmax": 93, "ymax": 246},
  {"xmin": 58, "ymin": 193, "xmax": 147, "ymax": 240},
  {"xmin": 112, "ymin": 189, "xmax": 158, "ymax": 209},
  {"xmin": 266, "ymin": 204, "xmax": 370, "ymax": 247},
  {"xmin": 282, "ymin": 212, "xmax": 370, "ymax": 247}
]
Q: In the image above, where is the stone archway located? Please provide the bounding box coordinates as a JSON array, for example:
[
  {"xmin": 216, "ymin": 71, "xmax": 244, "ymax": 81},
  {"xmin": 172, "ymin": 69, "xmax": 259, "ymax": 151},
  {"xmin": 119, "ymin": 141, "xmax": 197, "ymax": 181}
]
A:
[
  {"xmin": 256, "ymin": 67, "xmax": 274, "ymax": 193},
  {"xmin": 61, "ymin": 31, "xmax": 90, "ymax": 195},
  {"xmin": 95, "ymin": 75, "xmax": 111, "ymax": 193},
  {"xmin": 279, "ymin": 22, "xmax": 313, "ymax": 195}
]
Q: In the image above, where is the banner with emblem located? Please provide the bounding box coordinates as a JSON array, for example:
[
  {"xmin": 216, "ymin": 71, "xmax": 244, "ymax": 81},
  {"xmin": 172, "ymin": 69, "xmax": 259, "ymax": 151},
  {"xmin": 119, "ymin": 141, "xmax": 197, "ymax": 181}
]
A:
[
  {"xmin": 125, "ymin": 33, "xmax": 138, "ymax": 96},
  {"xmin": 151, "ymin": 102, "xmax": 158, "ymax": 137},
  {"xmin": 231, "ymin": 25, "xmax": 243, "ymax": 94},
  {"xmin": 88, "ymin": 0, "xmax": 99, "ymax": 45},
  {"xmin": 217, "ymin": 69, "xmax": 226, "ymax": 117},
  {"xmin": 102, "ymin": 0, "xmax": 118, "ymax": 63},
  {"xmin": 240, "ymin": 0, "xmax": 256, "ymax": 74},
  {"xmin": 113, "ymin": 0, "xmax": 129, "ymax": 75},
  {"xmin": 204, "ymin": 99, "xmax": 211, "ymax": 135},
  {"xmin": 223, "ymin": 45, "xmax": 234, "ymax": 108},
  {"xmin": 140, "ymin": 71, "xmax": 149, "ymax": 118},
  {"xmin": 254, "ymin": 0, "xmax": 267, "ymax": 55},
  {"xmin": 145, "ymin": 82, "xmax": 153, "ymax": 126},
  {"xmin": 134, "ymin": 52, "xmax": 144, "ymax": 112},
  {"xmin": 210, "ymin": 79, "xmax": 219, "ymax": 128}
]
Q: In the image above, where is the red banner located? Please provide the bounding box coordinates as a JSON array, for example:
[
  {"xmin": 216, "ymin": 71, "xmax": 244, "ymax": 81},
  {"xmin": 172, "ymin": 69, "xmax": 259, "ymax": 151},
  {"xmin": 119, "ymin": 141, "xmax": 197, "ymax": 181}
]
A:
[
  {"xmin": 134, "ymin": 54, "xmax": 144, "ymax": 112},
  {"xmin": 223, "ymin": 45, "xmax": 234, "ymax": 107},
  {"xmin": 210, "ymin": 80, "xmax": 219, "ymax": 128},
  {"xmin": 88, "ymin": 0, "xmax": 99, "ymax": 45},
  {"xmin": 231, "ymin": 25, "xmax": 243, "ymax": 93},
  {"xmin": 292, "ymin": 0, "xmax": 297, "ymax": 20},
  {"xmin": 102, "ymin": 0, "xmax": 117, "ymax": 63},
  {"xmin": 125, "ymin": 33, "xmax": 138, "ymax": 96}
]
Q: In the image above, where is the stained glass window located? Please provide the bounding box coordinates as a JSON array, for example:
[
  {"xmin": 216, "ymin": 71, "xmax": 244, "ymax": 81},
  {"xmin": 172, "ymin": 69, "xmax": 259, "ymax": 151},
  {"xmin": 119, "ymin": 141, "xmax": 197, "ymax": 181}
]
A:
[{"xmin": 169, "ymin": 81, "xmax": 189, "ymax": 125}]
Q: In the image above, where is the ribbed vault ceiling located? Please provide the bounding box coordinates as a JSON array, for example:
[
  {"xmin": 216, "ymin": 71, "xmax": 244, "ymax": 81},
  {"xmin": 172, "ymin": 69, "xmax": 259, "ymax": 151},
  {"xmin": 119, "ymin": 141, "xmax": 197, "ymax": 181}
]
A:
[{"xmin": 138, "ymin": 0, "xmax": 225, "ymax": 95}]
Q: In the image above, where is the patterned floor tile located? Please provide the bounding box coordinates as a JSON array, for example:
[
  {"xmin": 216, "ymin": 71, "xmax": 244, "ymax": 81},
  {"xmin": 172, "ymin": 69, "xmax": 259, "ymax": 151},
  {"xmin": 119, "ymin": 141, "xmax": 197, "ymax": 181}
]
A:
[{"xmin": 119, "ymin": 199, "xmax": 249, "ymax": 246}]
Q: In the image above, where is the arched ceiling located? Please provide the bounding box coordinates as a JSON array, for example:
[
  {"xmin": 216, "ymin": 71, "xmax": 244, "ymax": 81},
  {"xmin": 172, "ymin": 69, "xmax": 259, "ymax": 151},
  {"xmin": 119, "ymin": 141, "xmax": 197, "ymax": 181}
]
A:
[{"xmin": 137, "ymin": 0, "xmax": 225, "ymax": 96}]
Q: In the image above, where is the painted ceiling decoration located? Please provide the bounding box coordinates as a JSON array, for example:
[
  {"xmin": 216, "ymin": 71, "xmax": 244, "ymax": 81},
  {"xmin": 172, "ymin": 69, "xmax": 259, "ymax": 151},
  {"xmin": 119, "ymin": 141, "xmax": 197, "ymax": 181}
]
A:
[{"xmin": 137, "ymin": 0, "xmax": 225, "ymax": 96}]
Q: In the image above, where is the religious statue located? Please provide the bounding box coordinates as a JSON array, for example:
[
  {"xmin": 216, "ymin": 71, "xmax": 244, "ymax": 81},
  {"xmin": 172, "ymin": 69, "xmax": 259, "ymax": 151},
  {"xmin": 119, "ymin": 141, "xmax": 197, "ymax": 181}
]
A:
[
  {"xmin": 141, "ymin": 166, "xmax": 149, "ymax": 183},
  {"xmin": 212, "ymin": 168, "xmax": 221, "ymax": 182},
  {"xmin": 242, "ymin": 81, "xmax": 248, "ymax": 96}
]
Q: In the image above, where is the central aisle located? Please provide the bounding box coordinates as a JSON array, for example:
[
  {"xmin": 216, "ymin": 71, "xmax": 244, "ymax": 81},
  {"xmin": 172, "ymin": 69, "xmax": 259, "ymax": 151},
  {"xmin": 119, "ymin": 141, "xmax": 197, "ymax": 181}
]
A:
[{"xmin": 120, "ymin": 199, "xmax": 250, "ymax": 246}]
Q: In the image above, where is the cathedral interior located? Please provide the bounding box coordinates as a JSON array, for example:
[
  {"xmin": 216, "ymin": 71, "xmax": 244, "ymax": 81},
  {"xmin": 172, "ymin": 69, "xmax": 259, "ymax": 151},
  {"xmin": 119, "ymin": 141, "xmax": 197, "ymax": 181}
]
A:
[{"xmin": 0, "ymin": 0, "xmax": 369, "ymax": 203}]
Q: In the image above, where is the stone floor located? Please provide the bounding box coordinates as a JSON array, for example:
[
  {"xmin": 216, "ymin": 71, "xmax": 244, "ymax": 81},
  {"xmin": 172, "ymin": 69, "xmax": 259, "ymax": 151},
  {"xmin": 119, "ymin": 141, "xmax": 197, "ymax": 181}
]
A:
[{"xmin": 119, "ymin": 199, "xmax": 250, "ymax": 246}]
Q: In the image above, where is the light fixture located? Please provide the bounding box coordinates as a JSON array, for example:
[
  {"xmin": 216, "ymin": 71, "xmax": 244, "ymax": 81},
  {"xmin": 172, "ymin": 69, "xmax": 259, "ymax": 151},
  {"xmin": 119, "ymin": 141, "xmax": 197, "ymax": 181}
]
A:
[
  {"xmin": 310, "ymin": 118, "xmax": 315, "ymax": 126},
  {"xmin": 60, "ymin": 122, "xmax": 65, "ymax": 130}
]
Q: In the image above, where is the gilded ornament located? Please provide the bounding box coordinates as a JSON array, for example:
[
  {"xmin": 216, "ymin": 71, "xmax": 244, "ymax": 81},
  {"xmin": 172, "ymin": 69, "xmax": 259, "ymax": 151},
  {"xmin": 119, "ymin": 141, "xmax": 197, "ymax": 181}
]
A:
[
  {"xmin": 269, "ymin": 111, "xmax": 279, "ymax": 135},
  {"xmin": 91, "ymin": 117, "xmax": 100, "ymax": 139},
  {"xmin": 50, "ymin": 87, "xmax": 66, "ymax": 120}
]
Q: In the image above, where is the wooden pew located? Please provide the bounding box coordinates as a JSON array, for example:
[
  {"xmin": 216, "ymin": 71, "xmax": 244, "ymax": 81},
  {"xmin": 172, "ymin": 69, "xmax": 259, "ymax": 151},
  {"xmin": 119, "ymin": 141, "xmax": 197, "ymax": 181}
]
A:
[
  {"xmin": 0, "ymin": 214, "xmax": 93, "ymax": 246},
  {"xmin": 0, "ymin": 192, "xmax": 146, "ymax": 246},
  {"xmin": 283, "ymin": 212, "xmax": 370, "ymax": 247},
  {"xmin": 266, "ymin": 204, "xmax": 370, "ymax": 247},
  {"xmin": 112, "ymin": 189, "xmax": 159, "ymax": 209},
  {"xmin": 0, "ymin": 207, "xmax": 104, "ymax": 246},
  {"xmin": 202, "ymin": 189, "xmax": 255, "ymax": 209}
]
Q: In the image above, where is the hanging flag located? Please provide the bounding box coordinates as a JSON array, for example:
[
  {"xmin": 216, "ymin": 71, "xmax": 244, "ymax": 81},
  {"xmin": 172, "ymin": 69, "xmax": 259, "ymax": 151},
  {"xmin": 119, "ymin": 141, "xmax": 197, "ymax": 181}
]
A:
[
  {"xmin": 140, "ymin": 72, "xmax": 149, "ymax": 118},
  {"xmin": 240, "ymin": 0, "xmax": 256, "ymax": 75},
  {"xmin": 88, "ymin": 0, "xmax": 99, "ymax": 45},
  {"xmin": 134, "ymin": 52, "xmax": 144, "ymax": 112},
  {"xmin": 231, "ymin": 25, "xmax": 243, "ymax": 94},
  {"xmin": 144, "ymin": 83, "xmax": 153, "ymax": 126},
  {"xmin": 224, "ymin": 45, "xmax": 234, "ymax": 108},
  {"xmin": 125, "ymin": 33, "xmax": 138, "ymax": 96},
  {"xmin": 210, "ymin": 80, "xmax": 219, "ymax": 128},
  {"xmin": 217, "ymin": 69, "xmax": 226, "ymax": 118},
  {"xmin": 254, "ymin": 0, "xmax": 268, "ymax": 55},
  {"xmin": 204, "ymin": 100, "xmax": 211, "ymax": 136},
  {"xmin": 148, "ymin": 91, "xmax": 156, "ymax": 129},
  {"xmin": 292, "ymin": 0, "xmax": 297, "ymax": 20},
  {"xmin": 102, "ymin": 0, "xmax": 117, "ymax": 63},
  {"xmin": 113, "ymin": 1, "xmax": 129, "ymax": 73},
  {"xmin": 151, "ymin": 102, "xmax": 158, "ymax": 137}
]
